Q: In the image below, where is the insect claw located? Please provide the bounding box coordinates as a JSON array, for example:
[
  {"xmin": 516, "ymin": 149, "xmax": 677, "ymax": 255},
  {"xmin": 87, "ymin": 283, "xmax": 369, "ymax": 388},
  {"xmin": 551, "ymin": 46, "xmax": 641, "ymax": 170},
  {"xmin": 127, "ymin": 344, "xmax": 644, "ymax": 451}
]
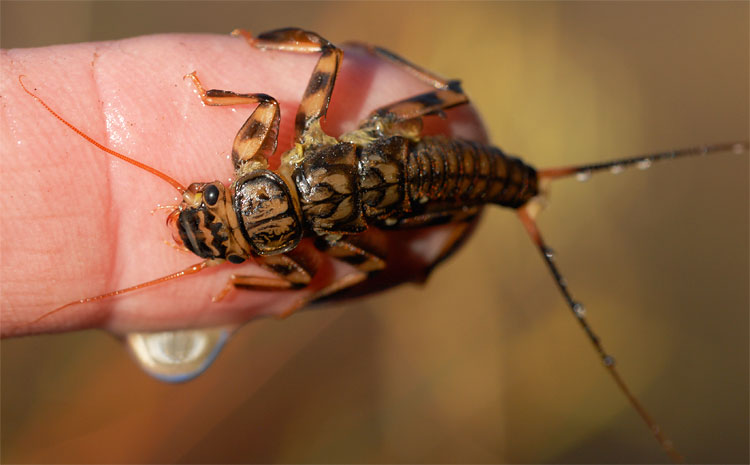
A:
[
  {"xmin": 212, "ymin": 279, "xmax": 238, "ymax": 303},
  {"xmin": 183, "ymin": 72, "xmax": 206, "ymax": 97},
  {"xmin": 211, "ymin": 293, "xmax": 227, "ymax": 303},
  {"xmin": 230, "ymin": 28, "xmax": 254, "ymax": 43}
]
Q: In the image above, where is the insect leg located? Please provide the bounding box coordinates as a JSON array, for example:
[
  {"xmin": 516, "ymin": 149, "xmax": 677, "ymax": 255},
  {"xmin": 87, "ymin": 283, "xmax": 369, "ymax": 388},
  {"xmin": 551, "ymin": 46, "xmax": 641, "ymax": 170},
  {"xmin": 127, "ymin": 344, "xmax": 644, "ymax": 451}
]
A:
[
  {"xmin": 233, "ymin": 28, "xmax": 342, "ymax": 142},
  {"xmin": 360, "ymin": 86, "xmax": 469, "ymax": 133},
  {"xmin": 344, "ymin": 42, "xmax": 461, "ymax": 91},
  {"xmin": 212, "ymin": 274, "xmax": 295, "ymax": 303},
  {"xmin": 212, "ymin": 245, "xmax": 320, "ymax": 302},
  {"xmin": 214, "ymin": 242, "xmax": 372, "ymax": 320},
  {"xmin": 185, "ymin": 72, "xmax": 279, "ymax": 175},
  {"xmin": 347, "ymin": 43, "xmax": 468, "ymax": 128},
  {"xmin": 384, "ymin": 207, "xmax": 481, "ymax": 229},
  {"xmin": 314, "ymin": 232, "xmax": 388, "ymax": 274},
  {"xmin": 516, "ymin": 205, "xmax": 684, "ymax": 463},
  {"xmin": 422, "ymin": 220, "xmax": 479, "ymax": 276},
  {"xmin": 278, "ymin": 271, "xmax": 369, "ymax": 320},
  {"xmin": 377, "ymin": 211, "xmax": 480, "ymax": 282}
]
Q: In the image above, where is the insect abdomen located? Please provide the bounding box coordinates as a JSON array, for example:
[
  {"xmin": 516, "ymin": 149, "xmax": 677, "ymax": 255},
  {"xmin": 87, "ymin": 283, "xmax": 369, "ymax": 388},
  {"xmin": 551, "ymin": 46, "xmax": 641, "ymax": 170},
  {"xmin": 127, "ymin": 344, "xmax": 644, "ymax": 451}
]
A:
[
  {"xmin": 407, "ymin": 136, "xmax": 538, "ymax": 209},
  {"xmin": 293, "ymin": 136, "xmax": 538, "ymax": 236}
]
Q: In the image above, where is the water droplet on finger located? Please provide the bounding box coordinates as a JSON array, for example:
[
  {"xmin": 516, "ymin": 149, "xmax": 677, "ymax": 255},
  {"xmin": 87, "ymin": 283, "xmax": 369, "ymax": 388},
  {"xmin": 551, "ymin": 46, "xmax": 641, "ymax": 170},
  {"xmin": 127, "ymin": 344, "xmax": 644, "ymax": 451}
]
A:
[{"xmin": 126, "ymin": 327, "xmax": 232, "ymax": 382}]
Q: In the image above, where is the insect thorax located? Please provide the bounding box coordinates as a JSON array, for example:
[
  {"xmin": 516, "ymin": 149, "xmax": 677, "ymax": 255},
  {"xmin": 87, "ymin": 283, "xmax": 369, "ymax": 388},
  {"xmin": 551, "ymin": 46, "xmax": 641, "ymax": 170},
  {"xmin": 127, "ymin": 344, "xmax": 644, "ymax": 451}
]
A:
[{"xmin": 233, "ymin": 170, "xmax": 303, "ymax": 255}]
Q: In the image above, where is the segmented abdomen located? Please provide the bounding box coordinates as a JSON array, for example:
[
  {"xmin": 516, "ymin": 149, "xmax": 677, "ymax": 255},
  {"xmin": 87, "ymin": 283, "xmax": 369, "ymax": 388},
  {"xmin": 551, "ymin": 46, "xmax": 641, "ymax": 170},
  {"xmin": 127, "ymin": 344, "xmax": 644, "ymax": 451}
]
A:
[
  {"xmin": 293, "ymin": 135, "xmax": 539, "ymax": 235},
  {"xmin": 406, "ymin": 136, "xmax": 538, "ymax": 209}
]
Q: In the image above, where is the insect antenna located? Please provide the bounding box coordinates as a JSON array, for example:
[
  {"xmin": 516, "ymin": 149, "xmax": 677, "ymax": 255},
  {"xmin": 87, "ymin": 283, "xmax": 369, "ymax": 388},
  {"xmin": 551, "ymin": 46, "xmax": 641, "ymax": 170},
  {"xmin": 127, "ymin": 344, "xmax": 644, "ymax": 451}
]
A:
[
  {"xmin": 20, "ymin": 261, "xmax": 212, "ymax": 330},
  {"xmin": 15, "ymin": 76, "xmax": 214, "ymax": 333},
  {"xmin": 539, "ymin": 141, "xmax": 748, "ymax": 181},
  {"xmin": 18, "ymin": 75, "xmax": 187, "ymax": 193},
  {"xmin": 517, "ymin": 207, "xmax": 684, "ymax": 463}
]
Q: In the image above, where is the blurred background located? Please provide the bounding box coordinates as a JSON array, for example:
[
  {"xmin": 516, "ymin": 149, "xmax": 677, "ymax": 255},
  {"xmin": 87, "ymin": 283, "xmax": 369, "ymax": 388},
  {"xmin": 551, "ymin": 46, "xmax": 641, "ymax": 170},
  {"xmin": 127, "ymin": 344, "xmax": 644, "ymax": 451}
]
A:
[{"xmin": 1, "ymin": 2, "xmax": 747, "ymax": 463}]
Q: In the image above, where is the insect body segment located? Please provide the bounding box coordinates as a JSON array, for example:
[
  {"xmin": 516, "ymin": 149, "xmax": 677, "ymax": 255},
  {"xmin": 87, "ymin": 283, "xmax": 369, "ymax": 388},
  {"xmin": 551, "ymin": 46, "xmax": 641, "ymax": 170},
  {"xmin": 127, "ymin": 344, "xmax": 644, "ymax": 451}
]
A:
[{"xmin": 233, "ymin": 170, "xmax": 303, "ymax": 255}]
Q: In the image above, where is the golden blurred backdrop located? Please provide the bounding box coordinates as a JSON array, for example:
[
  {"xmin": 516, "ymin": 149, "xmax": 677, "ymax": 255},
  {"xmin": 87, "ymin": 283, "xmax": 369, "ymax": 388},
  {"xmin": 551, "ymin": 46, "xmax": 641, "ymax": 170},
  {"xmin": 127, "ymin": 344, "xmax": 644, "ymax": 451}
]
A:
[{"xmin": 1, "ymin": 2, "xmax": 747, "ymax": 463}]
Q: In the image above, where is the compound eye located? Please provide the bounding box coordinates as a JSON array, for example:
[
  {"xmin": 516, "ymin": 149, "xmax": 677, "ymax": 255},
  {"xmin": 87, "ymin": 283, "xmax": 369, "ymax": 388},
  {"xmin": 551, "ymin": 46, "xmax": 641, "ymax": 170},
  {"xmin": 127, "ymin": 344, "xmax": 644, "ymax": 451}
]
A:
[{"xmin": 204, "ymin": 184, "xmax": 219, "ymax": 206}]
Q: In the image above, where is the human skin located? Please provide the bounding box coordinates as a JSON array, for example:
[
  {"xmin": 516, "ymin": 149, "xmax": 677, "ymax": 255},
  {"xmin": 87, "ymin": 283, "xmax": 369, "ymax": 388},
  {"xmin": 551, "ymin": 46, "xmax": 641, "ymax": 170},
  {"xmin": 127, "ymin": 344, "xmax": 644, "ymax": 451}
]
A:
[{"xmin": 1, "ymin": 33, "xmax": 487, "ymax": 337}]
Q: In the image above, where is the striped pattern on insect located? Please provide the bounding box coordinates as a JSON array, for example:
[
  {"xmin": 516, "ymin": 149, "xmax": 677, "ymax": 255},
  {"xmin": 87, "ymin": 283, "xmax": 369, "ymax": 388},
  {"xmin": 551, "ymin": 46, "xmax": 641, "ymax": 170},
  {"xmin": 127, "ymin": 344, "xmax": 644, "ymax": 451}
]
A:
[{"xmin": 16, "ymin": 28, "xmax": 748, "ymax": 462}]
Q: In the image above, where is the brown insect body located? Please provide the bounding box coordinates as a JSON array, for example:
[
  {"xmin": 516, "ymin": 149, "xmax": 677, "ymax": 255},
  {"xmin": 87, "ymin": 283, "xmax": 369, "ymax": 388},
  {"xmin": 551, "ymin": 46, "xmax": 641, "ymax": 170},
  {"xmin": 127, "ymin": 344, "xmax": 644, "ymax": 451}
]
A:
[
  {"xmin": 174, "ymin": 132, "xmax": 539, "ymax": 271},
  {"xmin": 18, "ymin": 28, "xmax": 748, "ymax": 462},
  {"xmin": 296, "ymin": 134, "xmax": 539, "ymax": 228}
]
